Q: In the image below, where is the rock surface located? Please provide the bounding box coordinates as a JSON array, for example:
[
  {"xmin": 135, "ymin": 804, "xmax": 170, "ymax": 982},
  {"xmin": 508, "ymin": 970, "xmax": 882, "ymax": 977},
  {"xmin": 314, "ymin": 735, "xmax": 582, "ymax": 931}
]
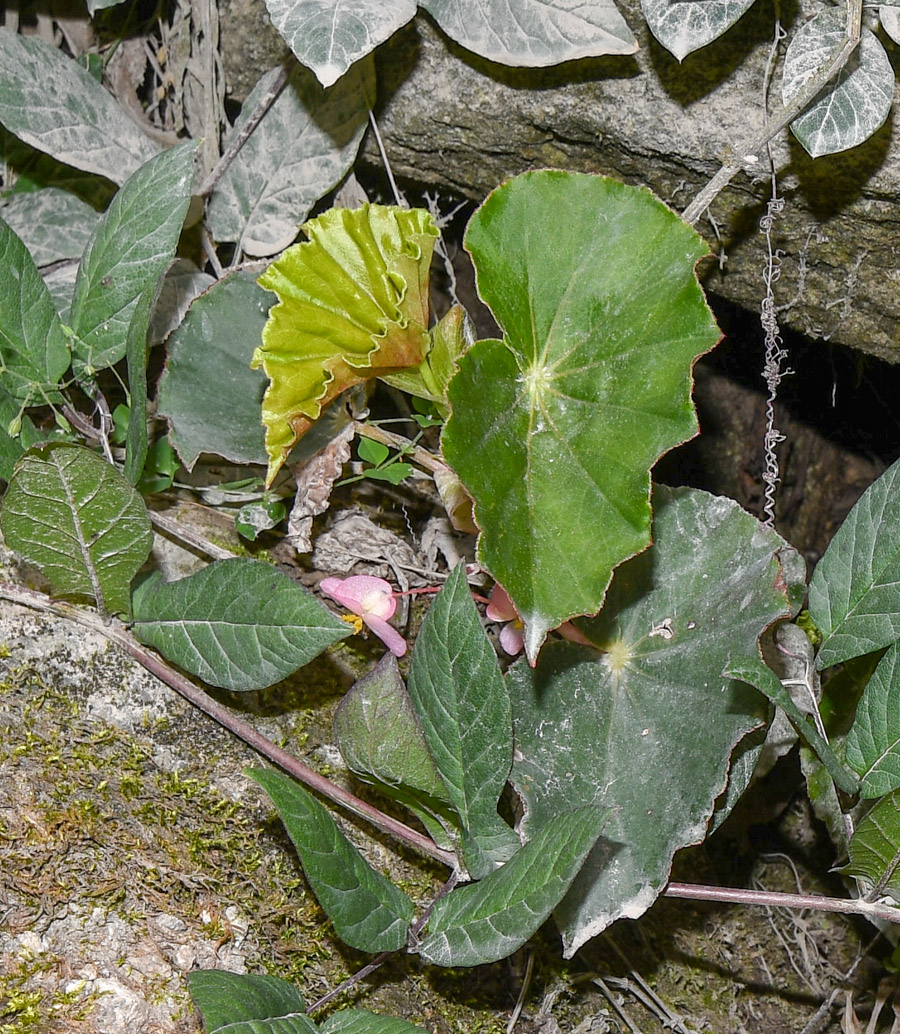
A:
[{"xmin": 218, "ymin": 5, "xmax": 900, "ymax": 362}]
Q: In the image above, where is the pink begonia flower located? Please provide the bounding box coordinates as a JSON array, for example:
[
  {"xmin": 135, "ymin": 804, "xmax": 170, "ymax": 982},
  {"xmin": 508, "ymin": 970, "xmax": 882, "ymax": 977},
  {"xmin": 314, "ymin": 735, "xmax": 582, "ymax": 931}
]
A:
[
  {"xmin": 320, "ymin": 575, "xmax": 407, "ymax": 657},
  {"xmin": 486, "ymin": 583, "xmax": 594, "ymax": 655}
]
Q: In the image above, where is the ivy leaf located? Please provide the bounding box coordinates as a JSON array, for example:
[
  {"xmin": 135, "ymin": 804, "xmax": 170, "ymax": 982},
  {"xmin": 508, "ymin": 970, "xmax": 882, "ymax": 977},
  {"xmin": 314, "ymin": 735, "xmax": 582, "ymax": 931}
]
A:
[
  {"xmin": 407, "ymin": 564, "xmax": 519, "ymax": 878},
  {"xmin": 207, "ymin": 62, "xmax": 373, "ymax": 257},
  {"xmin": 840, "ymin": 791, "xmax": 900, "ymax": 903},
  {"xmin": 254, "ymin": 204, "xmax": 439, "ymax": 484},
  {"xmin": 249, "ymin": 768, "xmax": 415, "ymax": 953},
  {"xmin": 442, "ymin": 171, "xmax": 720, "ymax": 660},
  {"xmin": 0, "ymin": 442, "xmax": 152, "ymax": 617},
  {"xmin": 782, "ymin": 9, "xmax": 894, "ymax": 158},
  {"xmin": 508, "ymin": 486, "xmax": 804, "ymax": 955},
  {"xmin": 0, "ymin": 218, "xmax": 70, "ymax": 407},
  {"xmin": 808, "ymin": 456, "xmax": 900, "ymax": 670},
  {"xmin": 131, "ymin": 558, "xmax": 351, "ymax": 691},
  {"xmin": 188, "ymin": 971, "xmax": 316, "ymax": 1034},
  {"xmin": 158, "ymin": 272, "xmax": 273, "ymax": 471},
  {"xmin": 845, "ymin": 642, "xmax": 900, "ymax": 798},
  {"xmin": 417, "ymin": 804, "xmax": 610, "ymax": 967},
  {"xmin": 422, "ymin": 0, "xmax": 637, "ymax": 62},
  {"xmin": 641, "ymin": 0, "xmax": 757, "ymax": 60},
  {"xmin": 334, "ymin": 653, "xmax": 461, "ymax": 852},
  {"xmin": 69, "ymin": 141, "xmax": 198, "ymax": 377},
  {"xmin": 262, "ymin": 0, "xmax": 416, "ymax": 88},
  {"xmin": 0, "ymin": 30, "xmax": 159, "ymax": 184}
]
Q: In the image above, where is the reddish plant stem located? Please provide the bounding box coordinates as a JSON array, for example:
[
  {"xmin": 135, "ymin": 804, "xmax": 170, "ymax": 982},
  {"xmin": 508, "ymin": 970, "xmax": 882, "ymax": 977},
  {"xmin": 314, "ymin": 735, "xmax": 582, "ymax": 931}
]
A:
[{"xmin": 0, "ymin": 582, "xmax": 456, "ymax": 869}]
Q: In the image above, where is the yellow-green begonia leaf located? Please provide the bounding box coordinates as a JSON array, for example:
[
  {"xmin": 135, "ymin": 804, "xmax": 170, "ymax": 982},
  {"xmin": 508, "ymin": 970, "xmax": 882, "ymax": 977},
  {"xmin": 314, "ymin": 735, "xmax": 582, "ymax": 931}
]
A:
[{"xmin": 254, "ymin": 204, "xmax": 439, "ymax": 483}]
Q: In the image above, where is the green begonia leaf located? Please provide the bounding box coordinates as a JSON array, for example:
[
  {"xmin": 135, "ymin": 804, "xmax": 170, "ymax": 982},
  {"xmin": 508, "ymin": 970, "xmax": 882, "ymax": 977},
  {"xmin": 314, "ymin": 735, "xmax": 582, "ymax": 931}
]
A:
[
  {"xmin": 845, "ymin": 642, "xmax": 900, "ymax": 798},
  {"xmin": 641, "ymin": 0, "xmax": 756, "ymax": 60},
  {"xmin": 782, "ymin": 9, "xmax": 894, "ymax": 158},
  {"xmin": 808, "ymin": 456, "xmax": 900, "ymax": 670},
  {"xmin": 158, "ymin": 272, "xmax": 273, "ymax": 471},
  {"xmin": 70, "ymin": 141, "xmax": 198, "ymax": 376},
  {"xmin": 0, "ymin": 442, "xmax": 152, "ymax": 617},
  {"xmin": 132, "ymin": 558, "xmax": 351, "ymax": 691},
  {"xmin": 417, "ymin": 804, "xmax": 609, "ymax": 967},
  {"xmin": 0, "ymin": 30, "xmax": 159, "ymax": 184},
  {"xmin": 0, "ymin": 218, "xmax": 70, "ymax": 406},
  {"xmin": 254, "ymin": 204, "xmax": 439, "ymax": 484},
  {"xmin": 188, "ymin": 971, "xmax": 316, "ymax": 1034},
  {"xmin": 207, "ymin": 62, "xmax": 372, "ymax": 257},
  {"xmin": 249, "ymin": 768, "xmax": 415, "ymax": 953},
  {"xmin": 508, "ymin": 486, "xmax": 804, "ymax": 955},
  {"xmin": 407, "ymin": 564, "xmax": 519, "ymax": 878},
  {"xmin": 443, "ymin": 171, "xmax": 720, "ymax": 660},
  {"xmin": 841, "ymin": 790, "xmax": 900, "ymax": 903},
  {"xmin": 0, "ymin": 188, "xmax": 100, "ymax": 266},
  {"xmin": 333, "ymin": 653, "xmax": 461, "ymax": 852}
]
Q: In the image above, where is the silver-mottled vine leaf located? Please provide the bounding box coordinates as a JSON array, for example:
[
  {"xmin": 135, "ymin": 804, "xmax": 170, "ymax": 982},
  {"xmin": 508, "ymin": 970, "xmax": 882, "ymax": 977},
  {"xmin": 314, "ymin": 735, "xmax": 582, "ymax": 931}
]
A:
[
  {"xmin": 845, "ymin": 642, "xmax": 900, "ymax": 798},
  {"xmin": 0, "ymin": 442, "xmax": 152, "ymax": 616},
  {"xmin": 0, "ymin": 188, "xmax": 100, "ymax": 266},
  {"xmin": 0, "ymin": 218, "xmax": 70, "ymax": 406},
  {"xmin": 808, "ymin": 456, "xmax": 900, "ymax": 670},
  {"xmin": 508, "ymin": 486, "xmax": 805, "ymax": 956},
  {"xmin": 157, "ymin": 272, "xmax": 272, "ymax": 471},
  {"xmin": 70, "ymin": 141, "xmax": 198, "ymax": 377},
  {"xmin": 321, "ymin": 1012, "xmax": 427, "ymax": 1034},
  {"xmin": 407, "ymin": 564, "xmax": 519, "ymax": 878},
  {"xmin": 417, "ymin": 804, "xmax": 609, "ymax": 967},
  {"xmin": 334, "ymin": 653, "xmax": 461, "ymax": 852},
  {"xmin": 443, "ymin": 171, "xmax": 720, "ymax": 660},
  {"xmin": 207, "ymin": 62, "xmax": 372, "ymax": 257},
  {"xmin": 641, "ymin": 0, "xmax": 756, "ymax": 60},
  {"xmin": 882, "ymin": 6, "xmax": 900, "ymax": 45},
  {"xmin": 0, "ymin": 30, "xmax": 159, "ymax": 183},
  {"xmin": 422, "ymin": 0, "xmax": 637, "ymax": 63},
  {"xmin": 131, "ymin": 558, "xmax": 351, "ymax": 691},
  {"xmin": 782, "ymin": 8, "xmax": 894, "ymax": 157},
  {"xmin": 188, "ymin": 971, "xmax": 316, "ymax": 1034},
  {"xmin": 249, "ymin": 768, "xmax": 415, "ymax": 953},
  {"xmin": 263, "ymin": 0, "xmax": 415, "ymax": 87},
  {"xmin": 841, "ymin": 791, "xmax": 900, "ymax": 903}
]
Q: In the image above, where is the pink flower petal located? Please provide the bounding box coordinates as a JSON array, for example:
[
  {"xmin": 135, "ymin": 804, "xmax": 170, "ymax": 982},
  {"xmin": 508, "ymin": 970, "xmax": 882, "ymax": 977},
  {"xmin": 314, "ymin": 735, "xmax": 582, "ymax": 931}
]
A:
[
  {"xmin": 363, "ymin": 614, "xmax": 408, "ymax": 657},
  {"xmin": 557, "ymin": 621, "xmax": 593, "ymax": 646},
  {"xmin": 498, "ymin": 621, "xmax": 525, "ymax": 656},
  {"xmin": 486, "ymin": 584, "xmax": 518, "ymax": 623},
  {"xmin": 320, "ymin": 575, "xmax": 396, "ymax": 619}
]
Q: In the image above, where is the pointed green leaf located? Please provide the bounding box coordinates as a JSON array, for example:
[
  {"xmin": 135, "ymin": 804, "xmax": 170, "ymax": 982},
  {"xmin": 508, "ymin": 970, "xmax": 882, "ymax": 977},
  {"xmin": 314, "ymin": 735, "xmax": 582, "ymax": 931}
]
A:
[
  {"xmin": 417, "ymin": 804, "xmax": 609, "ymax": 967},
  {"xmin": 782, "ymin": 9, "xmax": 894, "ymax": 157},
  {"xmin": 0, "ymin": 389, "xmax": 45, "ymax": 482},
  {"xmin": 508, "ymin": 486, "xmax": 804, "ymax": 955},
  {"xmin": 442, "ymin": 171, "xmax": 720, "ymax": 660},
  {"xmin": 423, "ymin": 0, "xmax": 637, "ymax": 63},
  {"xmin": 0, "ymin": 187, "xmax": 100, "ymax": 266},
  {"xmin": 321, "ymin": 1012, "xmax": 427, "ymax": 1034},
  {"xmin": 0, "ymin": 218, "xmax": 70, "ymax": 406},
  {"xmin": 122, "ymin": 282, "xmax": 157, "ymax": 485},
  {"xmin": 841, "ymin": 791, "xmax": 900, "ymax": 903},
  {"xmin": 188, "ymin": 970, "xmax": 316, "ymax": 1034},
  {"xmin": 207, "ymin": 62, "xmax": 372, "ymax": 257},
  {"xmin": 380, "ymin": 304, "xmax": 472, "ymax": 408},
  {"xmin": 262, "ymin": 0, "xmax": 415, "ymax": 87},
  {"xmin": 249, "ymin": 768, "xmax": 415, "ymax": 953},
  {"xmin": 407, "ymin": 564, "xmax": 519, "ymax": 877},
  {"xmin": 0, "ymin": 442, "xmax": 152, "ymax": 616},
  {"xmin": 0, "ymin": 31, "xmax": 159, "ymax": 183},
  {"xmin": 70, "ymin": 141, "xmax": 198, "ymax": 376},
  {"xmin": 254, "ymin": 204, "xmax": 439, "ymax": 483},
  {"xmin": 845, "ymin": 642, "xmax": 900, "ymax": 797},
  {"xmin": 131, "ymin": 558, "xmax": 351, "ymax": 691},
  {"xmin": 334, "ymin": 653, "xmax": 461, "ymax": 851},
  {"xmin": 808, "ymin": 456, "xmax": 900, "ymax": 670},
  {"xmin": 641, "ymin": 0, "xmax": 756, "ymax": 59},
  {"xmin": 158, "ymin": 272, "xmax": 272, "ymax": 471}
]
